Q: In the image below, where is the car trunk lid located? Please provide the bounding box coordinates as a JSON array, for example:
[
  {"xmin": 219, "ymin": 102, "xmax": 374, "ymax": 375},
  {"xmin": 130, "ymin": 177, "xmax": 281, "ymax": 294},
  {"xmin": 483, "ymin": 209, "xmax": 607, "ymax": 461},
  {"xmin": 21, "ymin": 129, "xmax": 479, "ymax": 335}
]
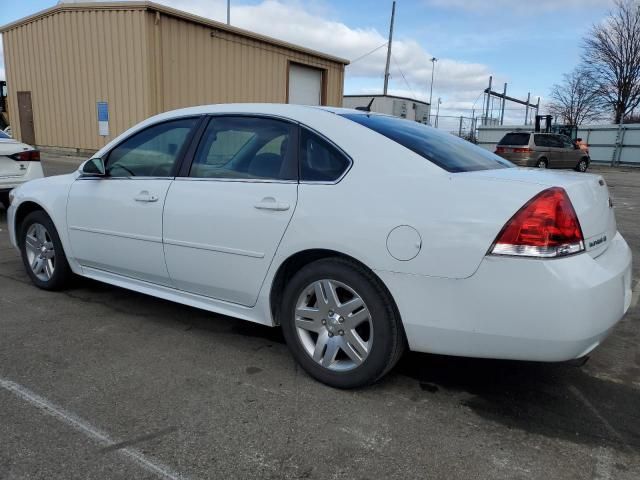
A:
[{"xmin": 462, "ymin": 168, "xmax": 616, "ymax": 258}]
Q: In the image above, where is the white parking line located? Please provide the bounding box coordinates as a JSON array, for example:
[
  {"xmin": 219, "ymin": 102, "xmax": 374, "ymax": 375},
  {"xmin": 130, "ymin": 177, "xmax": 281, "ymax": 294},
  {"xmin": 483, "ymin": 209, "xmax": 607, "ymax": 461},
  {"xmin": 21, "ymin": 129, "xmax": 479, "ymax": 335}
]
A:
[{"xmin": 0, "ymin": 377, "xmax": 189, "ymax": 480}]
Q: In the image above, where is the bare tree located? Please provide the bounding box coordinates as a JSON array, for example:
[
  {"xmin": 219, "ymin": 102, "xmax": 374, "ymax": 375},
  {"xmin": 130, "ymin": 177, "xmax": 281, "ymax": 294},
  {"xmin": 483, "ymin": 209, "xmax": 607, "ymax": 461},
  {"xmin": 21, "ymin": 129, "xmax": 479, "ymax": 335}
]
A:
[
  {"xmin": 548, "ymin": 69, "xmax": 604, "ymax": 125},
  {"xmin": 624, "ymin": 111, "xmax": 640, "ymax": 122},
  {"xmin": 583, "ymin": 0, "xmax": 640, "ymax": 123}
]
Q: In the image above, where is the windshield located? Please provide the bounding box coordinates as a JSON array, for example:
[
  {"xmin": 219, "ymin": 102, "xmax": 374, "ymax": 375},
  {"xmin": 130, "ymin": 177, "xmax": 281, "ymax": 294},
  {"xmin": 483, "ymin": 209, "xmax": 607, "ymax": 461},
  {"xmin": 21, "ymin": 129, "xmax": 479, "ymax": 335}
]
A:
[
  {"xmin": 0, "ymin": 130, "xmax": 10, "ymax": 139},
  {"xmin": 340, "ymin": 113, "xmax": 513, "ymax": 173}
]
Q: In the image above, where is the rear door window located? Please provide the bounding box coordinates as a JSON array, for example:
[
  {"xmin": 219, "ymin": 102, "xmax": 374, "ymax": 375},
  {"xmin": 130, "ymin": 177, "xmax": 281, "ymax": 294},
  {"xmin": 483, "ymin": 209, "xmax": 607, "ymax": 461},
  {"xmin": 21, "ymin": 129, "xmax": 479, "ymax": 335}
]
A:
[
  {"xmin": 534, "ymin": 134, "xmax": 550, "ymax": 147},
  {"xmin": 190, "ymin": 116, "xmax": 296, "ymax": 180},
  {"xmin": 498, "ymin": 133, "xmax": 531, "ymax": 146},
  {"xmin": 341, "ymin": 113, "xmax": 513, "ymax": 173},
  {"xmin": 548, "ymin": 136, "xmax": 565, "ymax": 148}
]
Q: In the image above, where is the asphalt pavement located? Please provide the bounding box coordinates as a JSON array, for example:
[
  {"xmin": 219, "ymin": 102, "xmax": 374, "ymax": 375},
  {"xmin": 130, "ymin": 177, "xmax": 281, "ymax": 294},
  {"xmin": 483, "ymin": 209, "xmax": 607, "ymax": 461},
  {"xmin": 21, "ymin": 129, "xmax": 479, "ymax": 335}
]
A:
[{"xmin": 0, "ymin": 156, "xmax": 639, "ymax": 479}]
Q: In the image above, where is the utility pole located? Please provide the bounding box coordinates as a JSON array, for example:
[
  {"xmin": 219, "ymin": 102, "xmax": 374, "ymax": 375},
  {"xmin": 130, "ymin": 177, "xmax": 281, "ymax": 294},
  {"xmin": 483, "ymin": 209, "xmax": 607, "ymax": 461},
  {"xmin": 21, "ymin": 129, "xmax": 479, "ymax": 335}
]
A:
[
  {"xmin": 499, "ymin": 83, "xmax": 507, "ymax": 125},
  {"xmin": 484, "ymin": 76, "xmax": 492, "ymax": 125},
  {"xmin": 383, "ymin": 1, "xmax": 395, "ymax": 95},
  {"xmin": 227, "ymin": 0, "xmax": 230, "ymax": 24},
  {"xmin": 429, "ymin": 57, "xmax": 437, "ymax": 109},
  {"xmin": 524, "ymin": 92, "xmax": 531, "ymax": 125}
]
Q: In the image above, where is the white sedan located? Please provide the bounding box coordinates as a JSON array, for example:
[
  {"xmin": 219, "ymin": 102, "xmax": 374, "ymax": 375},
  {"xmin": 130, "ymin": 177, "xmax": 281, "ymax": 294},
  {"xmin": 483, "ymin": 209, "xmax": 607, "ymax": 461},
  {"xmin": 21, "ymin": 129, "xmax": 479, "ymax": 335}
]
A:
[
  {"xmin": 6, "ymin": 104, "xmax": 632, "ymax": 388},
  {"xmin": 0, "ymin": 129, "xmax": 43, "ymax": 208}
]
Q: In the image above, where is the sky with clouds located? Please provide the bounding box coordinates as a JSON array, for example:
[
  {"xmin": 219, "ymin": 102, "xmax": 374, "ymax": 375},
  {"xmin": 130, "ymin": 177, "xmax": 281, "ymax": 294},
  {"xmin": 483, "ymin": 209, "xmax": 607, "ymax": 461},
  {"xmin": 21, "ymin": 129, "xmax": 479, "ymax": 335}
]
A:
[{"xmin": 0, "ymin": 0, "xmax": 615, "ymax": 123}]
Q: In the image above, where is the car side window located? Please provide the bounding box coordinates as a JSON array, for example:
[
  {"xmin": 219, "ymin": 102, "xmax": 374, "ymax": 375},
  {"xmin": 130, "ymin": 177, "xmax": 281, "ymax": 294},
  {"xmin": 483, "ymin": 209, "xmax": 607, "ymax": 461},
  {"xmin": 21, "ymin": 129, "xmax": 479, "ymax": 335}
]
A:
[
  {"xmin": 299, "ymin": 129, "xmax": 351, "ymax": 182},
  {"xmin": 560, "ymin": 136, "xmax": 574, "ymax": 149},
  {"xmin": 190, "ymin": 117, "xmax": 296, "ymax": 180},
  {"xmin": 549, "ymin": 136, "xmax": 564, "ymax": 148},
  {"xmin": 106, "ymin": 118, "xmax": 197, "ymax": 177},
  {"xmin": 534, "ymin": 134, "xmax": 548, "ymax": 147}
]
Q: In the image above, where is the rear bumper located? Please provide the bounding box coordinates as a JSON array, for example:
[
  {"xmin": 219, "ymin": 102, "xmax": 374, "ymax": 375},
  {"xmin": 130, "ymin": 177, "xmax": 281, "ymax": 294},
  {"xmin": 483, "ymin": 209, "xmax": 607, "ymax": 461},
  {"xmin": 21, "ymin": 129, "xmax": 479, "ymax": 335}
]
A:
[
  {"xmin": 0, "ymin": 162, "xmax": 44, "ymax": 191},
  {"xmin": 498, "ymin": 154, "xmax": 537, "ymax": 167},
  {"xmin": 377, "ymin": 231, "xmax": 632, "ymax": 361}
]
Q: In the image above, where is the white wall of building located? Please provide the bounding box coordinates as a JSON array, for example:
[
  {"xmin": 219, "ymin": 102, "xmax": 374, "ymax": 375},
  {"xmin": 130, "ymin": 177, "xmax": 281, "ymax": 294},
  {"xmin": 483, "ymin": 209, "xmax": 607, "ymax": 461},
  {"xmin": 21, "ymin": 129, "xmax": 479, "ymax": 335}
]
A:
[
  {"xmin": 477, "ymin": 124, "xmax": 640, "ymax": 166},
  {"xmin": 343, "ymin": 96, "xmax": 430, "ymax": 124}
]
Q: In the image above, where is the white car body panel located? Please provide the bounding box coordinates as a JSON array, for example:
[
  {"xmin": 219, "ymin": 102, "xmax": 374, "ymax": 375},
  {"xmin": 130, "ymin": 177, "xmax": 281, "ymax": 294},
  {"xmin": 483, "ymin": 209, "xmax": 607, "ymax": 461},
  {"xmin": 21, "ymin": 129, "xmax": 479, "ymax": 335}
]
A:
[
  {"xmin": 6, "ymin": 103, "xmax": 633, "ymax": 361},
  {"xmin": 163, "ymin": 179, "xmax": 298, "ymax": 306},
  {"xmin": 67, "ymin": 178, "xmax": 174, "ymax": 286}
]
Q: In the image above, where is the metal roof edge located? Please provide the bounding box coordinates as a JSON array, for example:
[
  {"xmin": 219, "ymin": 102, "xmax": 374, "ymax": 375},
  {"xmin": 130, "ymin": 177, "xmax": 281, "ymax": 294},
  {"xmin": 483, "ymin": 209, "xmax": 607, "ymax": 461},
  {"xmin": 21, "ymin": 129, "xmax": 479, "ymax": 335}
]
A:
[{"xmin": 0, "ymin": 1, "xmax": 350, "ymax": 65}]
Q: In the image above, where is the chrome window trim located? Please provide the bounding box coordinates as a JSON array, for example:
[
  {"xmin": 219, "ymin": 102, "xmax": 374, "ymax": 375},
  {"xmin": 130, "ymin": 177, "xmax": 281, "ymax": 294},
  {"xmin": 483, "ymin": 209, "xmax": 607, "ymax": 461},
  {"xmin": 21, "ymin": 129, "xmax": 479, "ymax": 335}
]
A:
[
  {"xmin": 173, "ymin": 177, "xmax": 297, "ymax": 185},
  {"xmin": 76, "ymin": 176, "xmax": 175, "ymax": 181}
]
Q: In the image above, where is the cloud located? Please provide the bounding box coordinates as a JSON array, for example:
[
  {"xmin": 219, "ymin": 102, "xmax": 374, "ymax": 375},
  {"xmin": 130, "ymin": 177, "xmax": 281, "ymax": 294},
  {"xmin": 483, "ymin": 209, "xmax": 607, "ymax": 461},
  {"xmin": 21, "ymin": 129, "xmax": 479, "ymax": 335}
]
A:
[
  {"xmin": 15, "ymin": 1, "xmax": 501, "ymax": 107},
  {"xmin": 150, "ymin": 0, "xmax": 500, "ymax": 104}
]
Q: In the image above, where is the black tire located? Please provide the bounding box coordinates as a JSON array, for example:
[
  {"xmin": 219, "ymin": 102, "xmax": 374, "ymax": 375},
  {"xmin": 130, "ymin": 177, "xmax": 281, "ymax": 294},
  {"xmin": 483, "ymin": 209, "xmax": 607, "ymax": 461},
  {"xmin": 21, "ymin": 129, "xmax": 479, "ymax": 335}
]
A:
[
  {"xmin": 536, "ymin": 158, "xmax": 548, "ymax": 169},
  {"xmin": 575, "ymin": 158, "xmax": 589, "ymax": 172},
  {"xmin": 279, "ymin": 257, "xmax": 405, "ymax": 389},
  {"xmin": 19, "ymin": 210, "xmax": 73, "ymax": 290},
  {"xmin": 0, "ymin": 192, "xmax": 9, "ymax": 210}
]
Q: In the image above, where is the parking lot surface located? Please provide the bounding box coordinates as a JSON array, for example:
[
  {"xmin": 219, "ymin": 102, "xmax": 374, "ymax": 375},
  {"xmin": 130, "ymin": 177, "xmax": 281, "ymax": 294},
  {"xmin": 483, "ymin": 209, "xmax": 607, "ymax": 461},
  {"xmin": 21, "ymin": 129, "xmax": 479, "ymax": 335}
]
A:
[{"xmin": 1, "ymin": 156, "xmax": 639, "ymax": 479}]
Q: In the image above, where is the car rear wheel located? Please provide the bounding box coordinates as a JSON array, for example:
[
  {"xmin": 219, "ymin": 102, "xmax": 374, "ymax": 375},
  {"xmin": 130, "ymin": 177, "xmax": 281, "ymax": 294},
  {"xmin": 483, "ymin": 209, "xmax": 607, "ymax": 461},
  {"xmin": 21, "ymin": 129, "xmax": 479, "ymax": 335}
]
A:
[
  {"xmin": 280, "ymin": 257, "xmax": 405, "ymax": 388},
  {"xmin": 575, "ymin": 158, "xmax": 589, "ymax": 172},
  {"xmin": 536, "ymin": 158, "xmax": 548, "ymax": 169},
  {"xmin": 20, "ymin": 210, "xmax": 73, "ymax": 290}
]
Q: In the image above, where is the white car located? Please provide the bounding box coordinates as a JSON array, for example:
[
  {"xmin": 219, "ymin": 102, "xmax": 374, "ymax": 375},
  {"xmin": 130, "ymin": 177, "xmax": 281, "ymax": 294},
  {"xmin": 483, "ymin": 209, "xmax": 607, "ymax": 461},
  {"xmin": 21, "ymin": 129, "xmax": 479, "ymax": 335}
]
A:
[
  {"xmin": 6, "ymin": 104, "xmax": 633, "ymax": 388},
  {"xmin": 0, "ymin": 129, "xmax": 43, "ymax": 209}
]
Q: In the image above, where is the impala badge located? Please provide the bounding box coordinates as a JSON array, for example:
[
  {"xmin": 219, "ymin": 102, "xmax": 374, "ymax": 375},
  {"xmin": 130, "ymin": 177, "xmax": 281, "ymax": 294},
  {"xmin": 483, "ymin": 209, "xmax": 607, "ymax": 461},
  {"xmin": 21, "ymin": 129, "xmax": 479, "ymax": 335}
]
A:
[{"xmin": 588, "ymin": 235, "xmax": 607, "ymax": 249}]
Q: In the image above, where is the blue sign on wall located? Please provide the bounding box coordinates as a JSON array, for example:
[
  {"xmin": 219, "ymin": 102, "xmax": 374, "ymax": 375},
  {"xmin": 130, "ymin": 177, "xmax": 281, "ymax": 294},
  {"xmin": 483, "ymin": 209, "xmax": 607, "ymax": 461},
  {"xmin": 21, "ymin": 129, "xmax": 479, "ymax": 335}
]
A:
[{"xmin": 97, "ymin": 101, "xmax": 109, "ymax": 122}]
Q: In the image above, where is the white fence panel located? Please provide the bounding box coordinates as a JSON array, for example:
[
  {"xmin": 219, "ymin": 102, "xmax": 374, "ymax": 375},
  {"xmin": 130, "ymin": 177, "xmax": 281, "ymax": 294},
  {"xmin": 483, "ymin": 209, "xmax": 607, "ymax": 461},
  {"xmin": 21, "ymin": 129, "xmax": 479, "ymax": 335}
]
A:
[{"xmin": 477, "ymin": 124, "xmax": 640, "ymax": 165}]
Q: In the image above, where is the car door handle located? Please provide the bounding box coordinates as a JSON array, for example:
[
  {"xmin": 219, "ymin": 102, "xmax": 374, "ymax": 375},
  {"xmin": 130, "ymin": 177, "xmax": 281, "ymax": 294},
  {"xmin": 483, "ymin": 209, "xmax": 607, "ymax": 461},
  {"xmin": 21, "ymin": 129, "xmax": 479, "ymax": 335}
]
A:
[
  {"xmin": 254, "ymin": 197, "xmax": 290, "ymax": 211},
  {"xmin": 134, "ymin": 191, "xmax": 159, "ymax": 203}
]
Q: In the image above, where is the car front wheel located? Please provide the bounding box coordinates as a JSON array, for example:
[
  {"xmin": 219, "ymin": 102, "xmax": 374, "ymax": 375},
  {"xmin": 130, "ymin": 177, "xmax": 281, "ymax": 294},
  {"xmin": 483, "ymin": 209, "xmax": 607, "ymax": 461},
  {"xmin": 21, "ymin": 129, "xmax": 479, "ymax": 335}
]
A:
[
  {"xmin": 280, "ymin": 257, "xmax": 405, "ymax": 388},
  {"xmin": 20, "ymin": 210, "xmax": 73, "ymax": 290}
]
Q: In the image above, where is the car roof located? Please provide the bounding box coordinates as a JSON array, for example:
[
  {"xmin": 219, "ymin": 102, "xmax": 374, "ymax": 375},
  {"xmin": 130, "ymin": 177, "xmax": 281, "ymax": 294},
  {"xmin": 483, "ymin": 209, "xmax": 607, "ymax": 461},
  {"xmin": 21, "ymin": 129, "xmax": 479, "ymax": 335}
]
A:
[{"xmin": 148, "ymin": 104, "xmax": 369, "ymax": 122}]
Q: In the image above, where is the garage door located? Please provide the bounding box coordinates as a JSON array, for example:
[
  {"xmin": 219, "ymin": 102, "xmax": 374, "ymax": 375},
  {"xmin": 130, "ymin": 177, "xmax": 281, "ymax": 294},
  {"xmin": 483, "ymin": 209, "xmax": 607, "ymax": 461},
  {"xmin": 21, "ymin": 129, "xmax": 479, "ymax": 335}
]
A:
[{"xmin": 288, "ymin": 64, "xmax": 323, "ymax": 105}]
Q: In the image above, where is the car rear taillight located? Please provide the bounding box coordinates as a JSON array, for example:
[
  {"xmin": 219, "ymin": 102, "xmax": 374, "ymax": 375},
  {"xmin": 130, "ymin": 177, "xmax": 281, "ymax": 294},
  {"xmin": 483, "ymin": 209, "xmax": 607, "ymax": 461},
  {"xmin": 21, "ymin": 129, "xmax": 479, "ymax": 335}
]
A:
[
  {"xmin": 495, "ymin": 147, "xmax": 505, "ymax": 154},
  {"xmin": 512, "ymin": 147, "xmax": 531, "ymax": 153},
  {"xmin": 490, "ymin": 187, "xmax": 585, "ymax": 258},
  {"xmin": 9, "ymin": 150, "xmax": 40, "ymax": 162}
]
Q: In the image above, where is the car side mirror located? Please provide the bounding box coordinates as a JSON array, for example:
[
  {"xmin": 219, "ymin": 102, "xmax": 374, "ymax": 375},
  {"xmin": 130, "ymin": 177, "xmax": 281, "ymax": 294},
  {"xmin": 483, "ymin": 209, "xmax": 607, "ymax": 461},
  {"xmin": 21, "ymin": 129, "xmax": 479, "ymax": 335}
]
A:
[{"xmin": 81, "ymin": 157, "xmax": 106, "ymax": 176}]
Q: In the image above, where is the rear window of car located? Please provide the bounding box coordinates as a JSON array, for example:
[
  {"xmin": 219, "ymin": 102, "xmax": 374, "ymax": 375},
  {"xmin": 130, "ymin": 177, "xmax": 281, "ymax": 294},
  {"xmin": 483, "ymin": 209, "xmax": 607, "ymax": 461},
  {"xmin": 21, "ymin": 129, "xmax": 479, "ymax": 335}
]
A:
[
  {"xmin": 498, "ymin": 133, "xmax": 531, "ymax": 146},
  {"xmin": 340, "ymin": 113, "xmax": 513, "ymax": 173}
]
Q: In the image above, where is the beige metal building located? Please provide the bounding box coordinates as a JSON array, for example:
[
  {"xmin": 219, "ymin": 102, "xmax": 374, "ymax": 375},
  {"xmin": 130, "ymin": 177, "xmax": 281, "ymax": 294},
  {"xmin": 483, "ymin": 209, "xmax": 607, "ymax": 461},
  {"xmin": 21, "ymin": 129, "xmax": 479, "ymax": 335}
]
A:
[{"xmin": 0, "ymin": 1, "xmax": 348, "ymax": 151}]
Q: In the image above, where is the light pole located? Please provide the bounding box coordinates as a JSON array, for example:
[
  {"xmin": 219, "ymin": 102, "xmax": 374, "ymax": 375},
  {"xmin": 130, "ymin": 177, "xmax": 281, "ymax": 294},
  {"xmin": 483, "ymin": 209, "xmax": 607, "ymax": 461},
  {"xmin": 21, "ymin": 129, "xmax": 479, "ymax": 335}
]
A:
[
  {"xmin": 435, "ymin": 97, "xmax": 442, "ymax": 128},
  {"xmin": 227, "ymin": 0, "xmax": 230, "ymax": 24},
  {"xmin": 429, "ymin": 57, "xmax": 438, "ymax": 120}
]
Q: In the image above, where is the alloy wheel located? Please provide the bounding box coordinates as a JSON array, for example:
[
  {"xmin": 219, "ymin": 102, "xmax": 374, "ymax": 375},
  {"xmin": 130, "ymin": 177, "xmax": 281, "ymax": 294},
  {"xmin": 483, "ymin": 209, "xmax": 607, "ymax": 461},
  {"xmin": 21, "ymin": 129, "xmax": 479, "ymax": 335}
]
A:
[
  {"xmin": 24, "ymin": 223, "xmax": 56, "ymax": 282},
  {"xmin": 294, "ymin": 279, "xmax": 373, "ymax": 371}
]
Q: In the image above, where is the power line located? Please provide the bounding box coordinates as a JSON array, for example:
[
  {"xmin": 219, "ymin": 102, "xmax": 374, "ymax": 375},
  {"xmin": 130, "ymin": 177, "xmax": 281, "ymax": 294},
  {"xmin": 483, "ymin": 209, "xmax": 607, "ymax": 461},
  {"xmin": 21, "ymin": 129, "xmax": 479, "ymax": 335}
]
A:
[
  {"xmin": 391, "ymin": 53, "xmax": 417, "ymax": 98},
  {"xmin": 349, "ymin": 42, "xmax": 388, "ymax": 65}
]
